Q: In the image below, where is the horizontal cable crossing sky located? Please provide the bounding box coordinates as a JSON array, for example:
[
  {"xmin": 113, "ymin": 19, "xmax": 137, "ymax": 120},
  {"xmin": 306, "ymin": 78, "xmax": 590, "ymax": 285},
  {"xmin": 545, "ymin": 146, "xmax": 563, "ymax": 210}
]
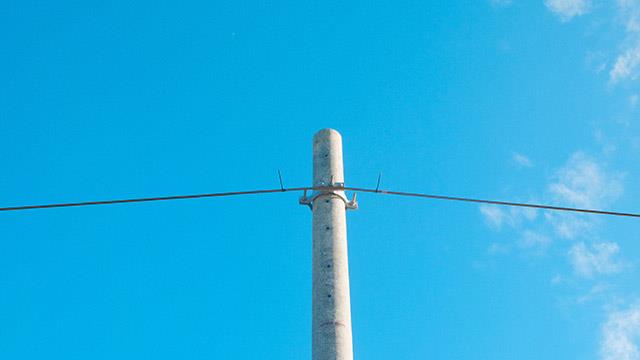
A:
[{"xmin": 1, "ymin": 186, "xmax": 639, "ymax": 218}]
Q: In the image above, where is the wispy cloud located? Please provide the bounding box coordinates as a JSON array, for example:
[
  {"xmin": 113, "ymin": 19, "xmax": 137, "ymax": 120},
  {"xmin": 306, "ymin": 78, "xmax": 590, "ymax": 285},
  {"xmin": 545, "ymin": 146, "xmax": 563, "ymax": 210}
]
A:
[
  {"xmin": 577, "ymin": 283, "xmax": 610, "ymax": 303},
  {"xmin": 586, "ymin": 51, "xmax": 609, "ymax": 74},
  {"xmin": 546, "ymin": 152, "xmax": 623, "ymax": 238},
  {"xmin": 488, "ymin": 242, "xmax": 510, "ymax": 255},
  {"xmin": 545, "ymin": 212, "xmax": 593, "ymax": 239},
  {"xmin": 543, "ymin": 1, "xmax": 640, "ymax": 84},
  {"xmin": 478, "ymin": 152, "xmax": 633, "ymax": 360},
  {"xmin": 618, "ymin": 0, "xmax": 640, "ymax": 33},
  {"xmin": 609, "ymin": 0, "xmax": 640, "ymax": 83},
  {"xmin": 519, "ymin": 230, "xmax": 551, "ymax": 253},
  {"xmin": 512, "ymin": 152, "xmax": 534, "ymax": 167},
  {"xmin": 480, "ymin": 205, "xmax": 505, "ymax": 229},
  {"xmin": 479, "ymin": 151, "xmax": 627, "ymax": 274},
  {"xmin": 479, "ymin": 204, "xmax": 537, "ymax": 230},
  {"xmin": 569, "ymin": 242, "xmax": 624, "ymax": 278},
  {"xmin": 544, "ymin": 0, "xmax": 591, "ymax": 22},
  {"xmin": 549, "ymin": 152, "xmax": 623, "ymax": 209},
  {"xmin": 601, "ymin": 304, "xmax": 640, "ymax": 360},
  {"xmin": 611, "ymin": 43, "xmax": 640, "ymax": 83}
]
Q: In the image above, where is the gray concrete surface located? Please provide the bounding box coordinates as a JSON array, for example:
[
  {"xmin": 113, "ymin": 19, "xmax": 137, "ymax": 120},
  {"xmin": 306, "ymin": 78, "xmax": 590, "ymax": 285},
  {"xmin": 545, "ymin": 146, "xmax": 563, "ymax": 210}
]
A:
[{"xmin": 310, "ymin": 129, "xmax": 354, "ymax": 360}]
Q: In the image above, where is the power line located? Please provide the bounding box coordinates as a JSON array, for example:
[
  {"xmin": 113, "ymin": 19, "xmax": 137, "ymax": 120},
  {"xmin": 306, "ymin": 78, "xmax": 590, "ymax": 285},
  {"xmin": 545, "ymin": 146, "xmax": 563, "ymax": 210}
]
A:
[
  {"xmin": 1, "ymin": 186, "xmax": 639, "ymax": 218},
  {"xmin": 0, "ymin": 187, "xmax": 309, "ymax": 212},
  {"xmin": 342, "ymin": 187, "xmax": 640, "ymax": 218}
]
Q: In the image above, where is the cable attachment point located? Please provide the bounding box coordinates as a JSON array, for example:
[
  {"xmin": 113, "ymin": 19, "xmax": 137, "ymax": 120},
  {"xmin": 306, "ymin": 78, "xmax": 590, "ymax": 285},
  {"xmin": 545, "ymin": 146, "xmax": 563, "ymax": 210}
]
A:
[
  {"xmin": 347, "ymin": 193, "xmax": 358, "ymax": 209},
  {"xmin": 299, "ymin": 182, "xmax": 358, "ymax": 210}
]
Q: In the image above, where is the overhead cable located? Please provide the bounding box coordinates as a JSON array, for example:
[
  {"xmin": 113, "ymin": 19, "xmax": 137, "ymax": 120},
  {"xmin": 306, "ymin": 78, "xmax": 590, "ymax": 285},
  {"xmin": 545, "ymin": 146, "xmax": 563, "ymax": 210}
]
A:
[{"xmin": 1, "ymin": 186, "xmax": 639, "ymax": 218}]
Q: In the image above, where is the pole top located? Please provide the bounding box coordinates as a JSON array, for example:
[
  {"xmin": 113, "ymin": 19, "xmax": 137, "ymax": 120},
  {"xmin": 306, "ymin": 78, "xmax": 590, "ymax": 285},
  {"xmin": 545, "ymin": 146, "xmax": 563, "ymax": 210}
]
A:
[
  {"xmin": 313, "ymin": 128, "xmax": 342, "ymax": 141},
  {"xmin": 301, "ymin": 128, "xmax": 357, "ymax": 210}
]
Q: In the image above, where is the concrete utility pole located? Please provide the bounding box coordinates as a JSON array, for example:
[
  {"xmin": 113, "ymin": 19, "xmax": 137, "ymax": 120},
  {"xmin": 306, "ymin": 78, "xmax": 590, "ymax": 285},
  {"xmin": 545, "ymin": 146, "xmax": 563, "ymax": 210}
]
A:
[{"xmin": 300, "ymin": 129, "xmax": 357, "ymax": 360}]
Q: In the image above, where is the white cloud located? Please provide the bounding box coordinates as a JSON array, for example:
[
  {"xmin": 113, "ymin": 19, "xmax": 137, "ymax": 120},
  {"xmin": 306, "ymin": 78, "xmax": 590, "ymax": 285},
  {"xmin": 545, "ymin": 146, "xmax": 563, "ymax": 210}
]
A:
[
  {"xmin": 618, "ymin": 0, "xmax": 640, "ymax": 33},
  {"xmin": 551, "ymin": 274, "xmax": 564, "ymax": 285},
  {"xmin": 609, "ymin": 1, "xmax": 640, "ymax": 83},
  {"xmin": 479, "ymin": 204, "xmax": 538, "ymax": 230},
  {"xmin": 480, "ymin": 153, "xmax": 623, "ymax": 241},
  {"xmin": 601, "ymin": 304, "xmax": 640, "ymax": 360},
  {"xmin": 545, "ymin": 0, "xmax": 591, "ymax": 21},
  {"xmin": 512, "ymin": 152, "xmax": 534, "ymax": 167},
  {"xmin": 519, "ymin": 230, "xmax": 551, "ymax": 250},
  {"xmin": 488, "ymin": 242, "xmax": 510, "ymax": 255},
  {"xmin": 480, "ymin": 205, "xmax": 505, "ymax": 228},
  {"xmin": 611, "ymin": 43, "xmax": 640, "ymax": 83},
  {"xmin": 586, "ymin": 51, "xmax": 609, "ymax": 74},
  {"xmin": 569, "ymin": 242, "xmax": 623, "ymax": 278},
  {"xmin": 549, "ymin": 152, "xmax": 623, "ymax": 209},
  {"xmin": 478, "ymin": 151, "xmax": 627, "ymax": 304},
  {"xmin": 577, "ymin": 283, "xmax": 609, "ymax": 303},
  {"xmin": 549, "ymin": 0, "xmax": 640, "ymax": 84},
  {"xmin": 520, "ymin": 206, "xmax": 539, "ymax": 222},
  {"xmin": 545, "ymin": 212, "xmax": 593, "ymax": 239}
]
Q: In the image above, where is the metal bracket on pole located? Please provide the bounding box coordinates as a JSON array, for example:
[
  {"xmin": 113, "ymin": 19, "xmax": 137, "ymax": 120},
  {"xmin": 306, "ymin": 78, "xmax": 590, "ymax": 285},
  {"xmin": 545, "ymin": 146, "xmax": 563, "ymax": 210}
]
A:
[{"xmin": 299, "ymin": 182, "xmax": 358, "ymax": 210}]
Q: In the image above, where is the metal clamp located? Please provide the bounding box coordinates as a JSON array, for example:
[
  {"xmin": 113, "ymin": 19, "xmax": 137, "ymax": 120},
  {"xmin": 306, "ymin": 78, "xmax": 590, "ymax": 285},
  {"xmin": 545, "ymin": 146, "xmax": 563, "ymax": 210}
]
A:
[{"xmin": 299, "ymin": 182, "xmax": 358, "ymax": 210}]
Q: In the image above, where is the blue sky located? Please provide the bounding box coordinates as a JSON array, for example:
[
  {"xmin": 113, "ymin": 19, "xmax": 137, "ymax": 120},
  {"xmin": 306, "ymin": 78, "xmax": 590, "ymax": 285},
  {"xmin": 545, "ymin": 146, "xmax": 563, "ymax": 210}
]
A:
[{"xmin": 2, "ymin": 0, "xmax": 640, "ymax": 359}]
